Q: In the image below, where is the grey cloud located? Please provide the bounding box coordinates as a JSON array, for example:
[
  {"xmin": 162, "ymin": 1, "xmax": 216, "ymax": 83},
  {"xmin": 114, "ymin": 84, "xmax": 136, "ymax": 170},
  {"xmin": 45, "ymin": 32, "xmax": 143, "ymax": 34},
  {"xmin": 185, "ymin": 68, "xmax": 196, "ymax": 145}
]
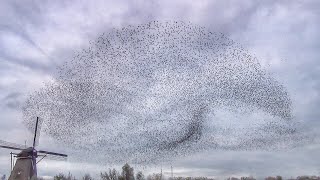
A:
[
  {"xmin": 2, "ymin": 92, "xmax": 22, "ymax": 109},
  {"xmin": 173, "ymin": 147, "xmax": 320, "ymax": 178}
]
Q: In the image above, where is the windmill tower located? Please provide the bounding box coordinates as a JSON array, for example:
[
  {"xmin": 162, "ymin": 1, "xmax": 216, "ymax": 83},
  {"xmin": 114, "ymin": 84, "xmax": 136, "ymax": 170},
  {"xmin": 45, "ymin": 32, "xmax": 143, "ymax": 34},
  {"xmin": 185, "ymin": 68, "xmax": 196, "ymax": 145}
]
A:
[{"xmin": 0, "ymin": 117, "xmax": 67, "ymax": 180}]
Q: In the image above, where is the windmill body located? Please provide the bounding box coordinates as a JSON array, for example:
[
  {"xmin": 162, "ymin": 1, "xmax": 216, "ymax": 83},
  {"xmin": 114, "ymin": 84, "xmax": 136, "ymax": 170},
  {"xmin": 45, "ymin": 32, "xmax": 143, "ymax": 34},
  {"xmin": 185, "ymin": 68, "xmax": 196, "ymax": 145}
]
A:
[
  {"xmin": 0, "ymin": 117, "xmax": 67, "ymax": 180},
  {"xmin": 9, "ymin": 148, "xmax": 36, "ymax": 180}
]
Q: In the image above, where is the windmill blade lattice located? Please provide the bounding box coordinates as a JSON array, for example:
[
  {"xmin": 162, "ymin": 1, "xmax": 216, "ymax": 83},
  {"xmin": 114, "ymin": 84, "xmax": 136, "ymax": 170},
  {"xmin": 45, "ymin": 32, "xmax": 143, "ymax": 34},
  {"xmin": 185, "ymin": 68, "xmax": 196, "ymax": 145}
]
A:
[
  {"xmin": 32, "ymin": 117, "xmax": 43, "ymax": 148},
  {"xmin": 0, "ymin": 140, "xmax": 25, "ymax": 151},
  {"xmin": 38, "ymin": 150, "xmax": 68, "ymax": 161},
  {"xmin": 37, "ymin": 154, "xmax": 68, "ymax": 161}
]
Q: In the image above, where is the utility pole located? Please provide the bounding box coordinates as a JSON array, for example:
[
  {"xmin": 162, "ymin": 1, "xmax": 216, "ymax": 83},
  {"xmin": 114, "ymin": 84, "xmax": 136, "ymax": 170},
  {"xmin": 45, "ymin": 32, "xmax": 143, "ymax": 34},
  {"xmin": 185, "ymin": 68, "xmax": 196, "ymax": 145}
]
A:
[
  {"xmin": 160, "ymin": 165, "xmax": 162, "ymax": 180},
  {"xmin": 171, "ymin": 165, "xmax": 173, "ymax": 180}
]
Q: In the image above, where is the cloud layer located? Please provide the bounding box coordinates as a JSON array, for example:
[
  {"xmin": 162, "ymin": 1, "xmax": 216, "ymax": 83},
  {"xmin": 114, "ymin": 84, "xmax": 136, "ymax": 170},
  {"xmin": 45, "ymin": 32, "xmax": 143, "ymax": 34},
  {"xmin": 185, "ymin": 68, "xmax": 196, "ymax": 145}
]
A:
[{"xmin": 0, "ymin": 0, "xmax": 320, "ymax": 178}]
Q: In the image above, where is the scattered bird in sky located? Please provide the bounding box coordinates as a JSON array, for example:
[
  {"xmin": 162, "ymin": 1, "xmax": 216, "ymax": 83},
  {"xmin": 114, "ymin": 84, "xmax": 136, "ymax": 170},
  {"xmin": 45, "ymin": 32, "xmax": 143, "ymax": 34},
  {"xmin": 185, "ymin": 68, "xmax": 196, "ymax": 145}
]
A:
[{"xmin": 23, "ymin": 21, "xmax": 309, "ymax": 164}]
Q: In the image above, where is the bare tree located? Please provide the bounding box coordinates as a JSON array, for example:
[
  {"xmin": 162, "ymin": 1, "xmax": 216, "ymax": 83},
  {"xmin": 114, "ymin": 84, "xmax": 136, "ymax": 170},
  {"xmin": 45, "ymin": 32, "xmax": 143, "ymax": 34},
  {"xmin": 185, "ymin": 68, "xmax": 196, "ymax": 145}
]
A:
[
  {"xmin": 54, "ymin": 172, "xmax": 76, "ymax": 180},
  {"xmin": 136, "ymin": 171, "xmax": 145, "ymax": 180},
  {"xmin": 101, "ymin": 169, "xmax": 120, "ymax": 180},
  {"xmin": 54, "ymin": 173, "xmax": 68, "ymax": 180},
  {"xmin": 147, "ymin": 173, "xmax": 162, "ymax": 180},
  {"xmin": 121, "ymin": 163, "xmax": 135, "ymax": 180},
  {"xmin": 82, "ymin": 173, "xmax": 93, "ymax": 180}
]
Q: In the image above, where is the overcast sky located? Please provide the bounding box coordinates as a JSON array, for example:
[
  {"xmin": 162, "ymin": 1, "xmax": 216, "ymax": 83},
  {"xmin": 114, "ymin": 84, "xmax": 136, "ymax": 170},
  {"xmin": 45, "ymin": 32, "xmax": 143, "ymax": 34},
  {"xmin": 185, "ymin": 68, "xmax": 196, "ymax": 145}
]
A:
[{"xmin": 0, "ymin": 0, "xmax": 320, "ymax": 179}]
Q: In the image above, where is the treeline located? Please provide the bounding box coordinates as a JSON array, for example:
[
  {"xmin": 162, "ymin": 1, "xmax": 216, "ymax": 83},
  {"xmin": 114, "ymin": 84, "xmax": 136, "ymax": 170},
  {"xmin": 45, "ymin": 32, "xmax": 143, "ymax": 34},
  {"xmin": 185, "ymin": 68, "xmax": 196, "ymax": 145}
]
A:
[
  {"xmin": 227, "ymin": 176, "xmax": 320, "ymax": 180},
  {"xmin": 50, "ymin": 163, "xmax": 214, "ymax": 180},
  {"xmin": 44, "ymin": 164, "xmax": 320, "ymax": 180}
]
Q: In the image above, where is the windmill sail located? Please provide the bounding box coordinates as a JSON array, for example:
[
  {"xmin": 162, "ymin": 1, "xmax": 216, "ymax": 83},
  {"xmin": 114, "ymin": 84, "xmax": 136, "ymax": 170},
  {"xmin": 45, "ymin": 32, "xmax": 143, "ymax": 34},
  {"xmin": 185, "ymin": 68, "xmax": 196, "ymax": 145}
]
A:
[
  {"xmin": 38, "ymin": 150, "xmax": 67, "ymax": 157},
  {"xmin": 38, "ymin": 150, "xmax": 68, "ymax": 161},
  {"xmin": 0, "ymin": 140, "xmax": 25, "ymax": 151},
  {"xmin": 32, "ymin": 117, "xmax": 43, "ymax": 148}
]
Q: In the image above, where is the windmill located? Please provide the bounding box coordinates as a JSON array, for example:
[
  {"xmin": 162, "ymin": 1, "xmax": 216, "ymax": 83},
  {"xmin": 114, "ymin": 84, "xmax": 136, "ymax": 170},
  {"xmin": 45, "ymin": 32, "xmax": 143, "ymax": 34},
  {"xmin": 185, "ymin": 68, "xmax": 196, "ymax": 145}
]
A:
[{"xmin": 0, "ymin": 117, "xmax": 67, "ymax": 180}]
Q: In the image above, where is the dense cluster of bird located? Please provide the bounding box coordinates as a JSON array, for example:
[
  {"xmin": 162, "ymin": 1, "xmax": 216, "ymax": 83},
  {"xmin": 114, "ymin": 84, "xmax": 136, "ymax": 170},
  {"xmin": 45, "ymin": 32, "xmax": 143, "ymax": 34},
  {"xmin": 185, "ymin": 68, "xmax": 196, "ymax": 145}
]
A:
[{"xmin": 22, "ymin": 21, "xmax": 307, "ymax": 164}]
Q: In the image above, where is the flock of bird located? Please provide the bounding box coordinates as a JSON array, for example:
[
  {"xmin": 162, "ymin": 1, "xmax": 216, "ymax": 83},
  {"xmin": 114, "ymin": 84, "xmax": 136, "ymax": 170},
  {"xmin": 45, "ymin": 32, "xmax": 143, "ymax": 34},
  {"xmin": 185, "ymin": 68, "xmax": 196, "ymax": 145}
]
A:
[{"xmin": 22, "ymin": 21, "xmax": 308, "ymax": 164}]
